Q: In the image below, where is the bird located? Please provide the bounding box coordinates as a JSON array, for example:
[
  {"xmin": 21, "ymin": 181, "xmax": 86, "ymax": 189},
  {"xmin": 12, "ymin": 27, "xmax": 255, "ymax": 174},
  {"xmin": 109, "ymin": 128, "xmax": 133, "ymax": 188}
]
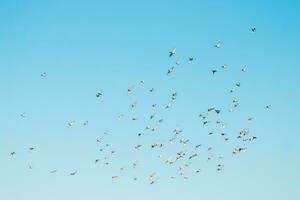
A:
[
  {"xmin": 96, "ymin": 137, "xmax": 102, "ymax": 144},
  {"xmin": 120, "ymin": 166, "xmax": 125, "ymax": 171},
  {"xmin": 167, "ymin": 66, "xmax": 175, "ymax": 75},
  {"xmin": 241, "ymin": 67, "xmax": 247, "ymax": 72},
  {"xmin": 215, "ymin": 109, "xmax": 221, "ymax": 114},
  {"xmin": 20, "ymin": 112, "xmax": 27, "ymax": 118},
  {"xmin": 203, "ymin": 121, "xmax": 210, "ymax": 126},
  {"xmin": 40, "ymin": 72, "xmax": 47, "ymax": 78},
  {"xmin": 150, "ymin": 113, "xmax": 156, "ymax": 119},
  {"xmin": 137, "ymin": 132, "xmax": 144, "ymax": 137},
  {"xmin": 189, "ymin": 153, "xmax": 198, "ymax": 159},
  {"xmin": 132, "ymin": 161, "xmax": 139, "ymax": 168},
  {"xmin": 171, "ymin": 92, "xmax": 177, "ymax": 101},
  {"xmin": 104, "ymin": 162, "xmax": 110, "ymax": 165},
  {"xmin": 127, "ymin": 86, "xmax": 134, "ymax": 95},
  {"xmin": 169, "ymin": 48, "xmax": 176, "ymax": 57},
  {"xmin": 131, "ymin": 101, "xmax": 137, "ymax": 109},
  {"xmin": 208, "ymin": 107, "xmax": 215, "ymax": 112},
  {"xmin": 165, "ymin": 102, "xmax": 172, "ymax": 109},
  {"xmin": 68, "ymin": 120, "xmax": 75, "ymax": 128},
  {"xmin": 10, "ymin": 152, "xmax": 16, "ymax": 156},
  {"xmin": 188, "ymin": 57, "xmax": 195, "ymax": 64},
  {"xmin": 251, "ymin": 27, "xmax": 256, "ymax": 32},
  {"xmin": 266, "ymin": 105, "xmax": 271, "ymax": 109},
  {"xmin": 217, "ymin": 164, "xmax": 224, "ymax": 171},
  {"xmin": 243, "ymin": 136, "xmax": 257, "ymax": 142},
  {"xmin": 212, "ymin": 69, "xmax": 217, "ymax": 75},
  {"xmin": 238, "ymin": 129, "xmax": 250, "ymax": 138},
  {"xmin": 96, "ymin": 91, "xmax": 103, "ymax": 98},
  {"xmin": 50, "ymin": 170, "xmax": 57, "ymax": 174},
  {"xmin": 112, "ymin": 176, "xmax": 118, "ymax": 181},
  {"xmin": 70, "ymin": 171, "xmax": 78, "ymax": 176},
  {"xmin": 221, "ymin": 64, "xmax": 228, "ymax": 69},
  {"xmin": 134, "ymin": 144, "xmax": 142, "ymax": 150},
  {"xmin": 117, "ymin": 114, "xmax": 124, "ymax": 121},
  {"xmin": 214, "ymin": 41, "xmax": 221, "ymax": 48},
  {"xmin": 180, "ymin": 139, "xmax": 190, "ymax": 146},
  {"xmin": 28, "ymin": 147, "xmax": 35, "ymax": 152},
  {"xmin": 173, "ymin": 128, "xmax": 183, "ymax": 135}
]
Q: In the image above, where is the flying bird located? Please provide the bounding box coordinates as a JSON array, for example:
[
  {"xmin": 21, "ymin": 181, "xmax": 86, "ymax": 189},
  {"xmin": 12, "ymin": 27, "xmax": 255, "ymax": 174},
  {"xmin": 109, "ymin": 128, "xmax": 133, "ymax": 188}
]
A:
[
  {"xmin": 214, "ymin": 41, "xmax": 221, "ymax": 48},
  {"xmin": 188, "ymin": 57, "xmax": 195, "ymax": 64},
  {"xmin": 40, "ymin": 72, "xmax": 47, "ymax": 78},
  {"xmin": 169, "ymin": 48, "xmax": 176, "ymax": 57},
  {"xmin": 96, "ymin": 91, "xmax": 103, "ymax": 98},
  {"xmin": 70, "ymin": 171, "xmax": 78, "ymax": 176},
  {"xmin": 20, "ymin": 112, "xmax": 27, "ymax": 118}
]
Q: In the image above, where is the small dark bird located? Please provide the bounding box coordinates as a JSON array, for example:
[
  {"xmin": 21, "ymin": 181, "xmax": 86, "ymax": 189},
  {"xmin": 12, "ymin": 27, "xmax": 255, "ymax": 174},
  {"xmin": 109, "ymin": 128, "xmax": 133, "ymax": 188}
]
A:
[
  {"xmin": 169, "ymin": 48, "xmax": 176, "ymax": 57},
  {"xmin": 251, "ymin": 27, "xmax": 256, "ymax": 32},
  {"xmin": 127, "ymin": 86, "xmax": 134, "ymax": 95},
  {"xmin": 214, "ymin": 41, "xmax": 221, "ymax": 48},
  {"xmin": 203, "ymin": 121, "xmax": 210, "ymax": 126},
  {"xmin": 167, "ymin": 66, "xmax": 175, "ymax": 75},
  {"xmin": 150, "ymin": 113, "xmax": 156, "ymax": 119},
  {"xmin": 96, "ymin": 92, "xmax": 103, "ymax": 98},
  {"xmin": 70, "ymin": 171, "xmax": 78, "ymax": 176},
  {"xmin": 40, "ymin": 72, "xmax": 47, "ymax": 78},
  {"xmin": 208, "ymin": 107, "xmax": 215, "ymax": 112},
  {"xmin": 29, "ymin": 147, "xmax": 35, "ymax": 151},
  {"xmin": 137, "ymin": 132, "xmax": 144, "ymax": 137},
  {"xmin": 188, "ymin": 57, "xmax": 195, "ymax": 64}
]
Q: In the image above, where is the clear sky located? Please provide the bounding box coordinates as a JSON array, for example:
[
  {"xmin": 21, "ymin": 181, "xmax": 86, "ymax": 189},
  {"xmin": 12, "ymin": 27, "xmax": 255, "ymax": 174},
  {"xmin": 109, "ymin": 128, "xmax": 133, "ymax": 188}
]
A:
[{"xmin": 1, "ymin": 0, "xmax": 300, "ymax": 199}]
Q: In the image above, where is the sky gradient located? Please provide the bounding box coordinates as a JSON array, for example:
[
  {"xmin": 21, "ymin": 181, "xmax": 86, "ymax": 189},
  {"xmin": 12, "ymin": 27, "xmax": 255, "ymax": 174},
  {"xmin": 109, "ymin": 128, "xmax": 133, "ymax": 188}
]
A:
[{"xmin": 1, "ymin": 0, "xmax": 300, "ymax": 200}]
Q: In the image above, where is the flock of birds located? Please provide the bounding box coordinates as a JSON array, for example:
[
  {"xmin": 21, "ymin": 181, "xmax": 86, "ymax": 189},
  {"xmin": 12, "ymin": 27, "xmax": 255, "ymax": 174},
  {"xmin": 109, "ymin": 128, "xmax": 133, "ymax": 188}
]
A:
[{"xmin": 10, "ymin": 27, "xmax": 271, "ymax": 184}]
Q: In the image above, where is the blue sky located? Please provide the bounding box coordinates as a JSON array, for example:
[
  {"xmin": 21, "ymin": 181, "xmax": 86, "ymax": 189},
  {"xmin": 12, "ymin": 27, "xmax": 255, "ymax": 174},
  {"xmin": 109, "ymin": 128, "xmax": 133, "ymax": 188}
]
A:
[{"xmin": 1, "ymin": 0, "xmax": 300, "ymax": 199}]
